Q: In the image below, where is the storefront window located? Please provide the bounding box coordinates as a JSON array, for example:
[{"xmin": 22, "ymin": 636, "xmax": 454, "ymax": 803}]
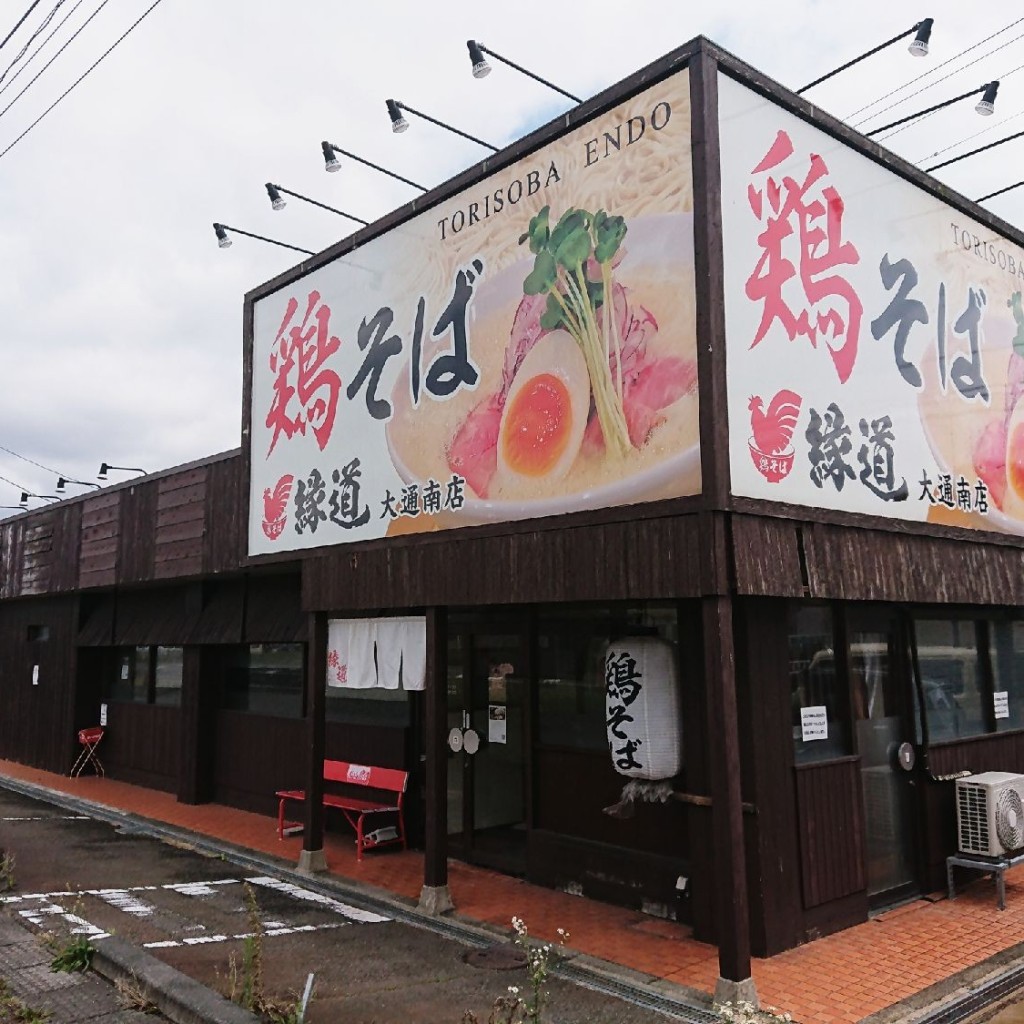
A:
[
  {"xmin": 107, "ymin": 647, "xmax": 151, "ymax": 703},
  {"xmin": 223, "ymin": 644, "xmax": 304, "ymax": 717},
  {"xmin": 153, "ymin": 647, "xmax": 183, "ymax": 706},
  {"xmin": 988, "ymin": 620, "xmax": 1024, "ymax": 732},
  {"xmin": 914, "ymin": 618, "xmax": 986, "ymax": 742},
  {"xmin": 789, "ymin": 605, "xmax": 850, "ymax": 763},
  {"xmin": 536, "ymin": 603, "xmax": 678, "ymax": 751}
]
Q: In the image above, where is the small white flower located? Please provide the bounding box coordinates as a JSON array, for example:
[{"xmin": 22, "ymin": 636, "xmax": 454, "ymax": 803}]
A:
[{"xmin": 507, "ymin": 985, "xmax": 519, "ymax": 996}]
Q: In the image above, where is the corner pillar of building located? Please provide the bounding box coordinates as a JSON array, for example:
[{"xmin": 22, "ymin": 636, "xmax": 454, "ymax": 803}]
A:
[
  {"xmin": 303, "ymin": 611, "xmax": 327, "ymax": 856},
  {"xmin": 422, "ymin": 607, "xmax": 451, "ymax": 909},
  {"xmin": 703, "ymin": 591, "xmax": 757, "ymax": 1005}
]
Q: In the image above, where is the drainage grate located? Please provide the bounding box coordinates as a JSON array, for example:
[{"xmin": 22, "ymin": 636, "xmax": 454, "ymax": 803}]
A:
[
  {"xmin": 462, "ymin": 944, "xmax": 528, "ymax": 971},
  {"xmin": 914, "ymin": 962, "xmax": 1024, "ymax": 1024}
]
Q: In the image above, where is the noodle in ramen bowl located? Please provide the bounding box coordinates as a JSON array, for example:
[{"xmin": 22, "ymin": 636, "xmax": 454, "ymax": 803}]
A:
[{"xmin": 385, "ymin": 213, "xmax": 701, "ymax": 525}]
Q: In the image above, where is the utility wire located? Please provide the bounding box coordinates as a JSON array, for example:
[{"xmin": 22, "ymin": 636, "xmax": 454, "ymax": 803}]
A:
[
  {"xmin": 916, "ymin": 106, "xmax": 1024, "ymax": 163},
  {"xmin": 0, "ymin": 1, "xmax": 42, "ymax": 52},
  {"xmin": 0, "ymin": 0, "xmax": 66, "ymax": 86},
  {"xmin": 0, "ymin": 0, "xmax": 87, "ymax": 99},
  {"xmin": 846, "ymin": 18, "xmax": 1024, "ymax": 124},
  {"xmin": 0, "ymin": 471, "xmax": 33, "ymax": 496},
  {"xmin": 0, "ymin": 0, "xmax": 112, "ymax": 121},
  {"xmin": 0, "ymin": 444, "xmax": 66, "ymax": 478},
  {"xmin": 0, "ymin": 0, "xmax": 166, "ymax": 160},
  {"xmin": 855, "ymin": 29, "xmax": 1024, "ymax": 131}
]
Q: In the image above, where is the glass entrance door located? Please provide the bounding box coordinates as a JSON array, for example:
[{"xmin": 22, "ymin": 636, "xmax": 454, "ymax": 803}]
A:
[
  {"xmin": 446, "ymin": 614, "xmax": 529, "ymax": 874},
  {"xmin": 849, "ymin": 609, "xmax": 920, "ymax": 901}
]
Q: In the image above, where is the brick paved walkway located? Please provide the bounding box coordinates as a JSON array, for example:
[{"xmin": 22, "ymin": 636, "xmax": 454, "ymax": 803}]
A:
[{"xmin": 2, "ymin": 760, "xmax": 1023, "ymax": 1024}]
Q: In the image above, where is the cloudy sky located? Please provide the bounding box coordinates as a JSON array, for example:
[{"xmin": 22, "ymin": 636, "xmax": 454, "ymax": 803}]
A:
[{"xmin": 0, "ymin": 0, "xmax": 1021, "ymax": 510}]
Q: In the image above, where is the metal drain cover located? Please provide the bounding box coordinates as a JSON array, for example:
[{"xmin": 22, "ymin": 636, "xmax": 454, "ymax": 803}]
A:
[{"xmin": 462, "ymin": 944, "xmax": 528, "ymax": 971}]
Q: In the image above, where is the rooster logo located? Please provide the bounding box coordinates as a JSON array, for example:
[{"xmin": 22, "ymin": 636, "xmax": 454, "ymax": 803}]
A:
[
  {"xmin": 748, "ymin": 390, "xmax": 802, "ymax": 483},
  {"xmin": 262, "ymin": 474, "xmax": 294, "ymax": 541}
]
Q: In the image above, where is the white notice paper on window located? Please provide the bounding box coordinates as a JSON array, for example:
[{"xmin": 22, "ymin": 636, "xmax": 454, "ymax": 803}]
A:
[
  {"xmin": 994, "ymin": 691, "xmax": 1010, "ymax": 720},
  {"xmin": 800, "ymin": 705, "xmax": 828, "ymax": 742},
  {"xmin": 488, "ymin": 705, "xmax": 507, "ymax": 744}
]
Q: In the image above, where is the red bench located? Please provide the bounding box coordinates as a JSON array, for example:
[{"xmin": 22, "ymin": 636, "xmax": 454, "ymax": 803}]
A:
[{"xmin": 275, "ymin": 760, "xmax": 408, "ymax": 861}]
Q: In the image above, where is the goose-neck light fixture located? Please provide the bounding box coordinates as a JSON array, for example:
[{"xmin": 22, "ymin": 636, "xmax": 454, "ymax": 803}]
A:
[
  {"xmin": 264, "ymin": 183, "xmax": 368, "ymax": 226},
  {"xmin": 320, "ymin": 141, "xmax": 428, "ymax": 192},
  {"xmin": 385, "ymin": 99, "xmax": 498, "ymax": 151},
  {"xmin": 98, "ymin": 463, "xmax": 147, "ymax": 481},
  {"xmin": 212, "ymin": 222, "xmax": 315, "ymax": 256},
  {"xmin": 466, "ymin": 39, "xmax": 580, "ymax": 103},
  {"xmin": 56, "ymin": 476, "xmax": 100, "ymax": 493},
  {"xmin": 19, "ymin": 491, "xmax": 58, "ymax": 507},
  {"xmin": 798, "ymin": 17, "xmax": 934, "ymax": 94},
  {"xmin": 866, "ymin": 80, "xmax": 999, "ymax": 137}
]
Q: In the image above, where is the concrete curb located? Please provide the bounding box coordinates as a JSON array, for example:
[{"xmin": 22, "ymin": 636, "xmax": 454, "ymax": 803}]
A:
[{"xmin": 91, "ymin": 934, "xmax": 260, "ymax": 1024}]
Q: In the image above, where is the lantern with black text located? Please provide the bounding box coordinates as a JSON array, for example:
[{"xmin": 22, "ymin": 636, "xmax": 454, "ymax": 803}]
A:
[{"xmin": 605, "ymin": 637, "xmax": 681, "ymax": 780}]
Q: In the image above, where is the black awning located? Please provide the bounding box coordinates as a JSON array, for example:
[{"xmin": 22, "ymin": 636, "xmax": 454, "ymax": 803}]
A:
[
  {"xmin": 115, "ymin": 585, "xmax": 199, "ymax": 645},
  {"xmin": 244, "ymin": 574, "xmax": 306, "ymax": 643},
  {"xmin": 189, "ymin": 579, "xmax": 245, "ymax": 644}
]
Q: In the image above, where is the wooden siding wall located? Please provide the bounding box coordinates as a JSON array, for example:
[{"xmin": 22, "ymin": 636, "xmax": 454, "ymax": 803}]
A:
[
  {"xmin": 100, "ymin": 703, "xmax": 180, "ymax": 793},
  {"xmin": 0, "ymin": 451, "xmax": 246, "ymax": 603},
  {"xmin": 0, "ymin": 596, "xmax": 79, "ymax": 773},
  {"xmin": 794, "ymin": 759, "xmax": 866, "ymax": 909},
  {"xmin": 304, "ymin": 513, "xmax": 708, "ymax": 610},
  {"xmin": 212, "ymin": 712, "xmax": 407, "ymax": 815},
  {"xmin": 733, "ymin": 512, "xmax": 1024, "ymax": 605}
]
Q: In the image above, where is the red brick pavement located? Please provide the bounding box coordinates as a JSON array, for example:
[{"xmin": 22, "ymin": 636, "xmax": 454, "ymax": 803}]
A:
[{"xmin": 3, "ymin": 760, "xmax": 1023, "ymax": 1024}]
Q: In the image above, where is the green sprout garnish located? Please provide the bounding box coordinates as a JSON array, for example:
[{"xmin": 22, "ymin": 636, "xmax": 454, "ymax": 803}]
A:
[{"xmin": 519, "ymin": 205, "xmax": 631, "ymax": 457}]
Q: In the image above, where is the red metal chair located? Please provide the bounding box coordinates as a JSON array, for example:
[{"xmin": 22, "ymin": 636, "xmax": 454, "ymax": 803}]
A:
[{"xmin": 70, "ymin": 727, "xmax": 105, "ymax": 778}]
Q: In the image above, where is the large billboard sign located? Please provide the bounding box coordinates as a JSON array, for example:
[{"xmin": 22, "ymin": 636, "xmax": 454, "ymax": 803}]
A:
[
  {"xmin": 248, "ymin": 70, "xmax": 700, "ymax": 557},
  {"xmin": 721, "ymin": 73, "xmax": 1024, "ymax": 535}
]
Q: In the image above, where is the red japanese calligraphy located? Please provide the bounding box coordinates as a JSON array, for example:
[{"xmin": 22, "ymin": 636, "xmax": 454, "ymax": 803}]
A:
[
  {"xmin": 745, "ymin": 130, "xmax": 863, "ymax": 383},
  {"xmin": 265, "ymin": 291, "xmax": 342, "ymax": 457}
]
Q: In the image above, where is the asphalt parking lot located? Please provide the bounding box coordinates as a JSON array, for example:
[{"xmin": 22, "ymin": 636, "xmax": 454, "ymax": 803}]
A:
[{"xmin": 0, "ymin": 786, "xmax": 700, "ymax": 1023}]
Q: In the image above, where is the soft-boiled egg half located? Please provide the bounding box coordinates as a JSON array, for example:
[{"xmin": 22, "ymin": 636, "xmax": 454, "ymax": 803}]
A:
[{"xmin": 497, "ymin": 329, "xmax": 591, "ymax": 486}]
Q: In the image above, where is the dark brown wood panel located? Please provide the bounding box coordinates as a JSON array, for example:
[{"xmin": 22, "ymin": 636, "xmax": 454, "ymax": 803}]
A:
[
  {"xmin": 101, "ymin": 702, "xmax": 180, "ymax": 793},
  {"xmin": 155, "ymin": 469, "xmax": 207, "ymax": 580},
  {"xmin": 0, "ymin": 596, "xmax": 79, "ymax": 773},
  {"xmin": 1, "ymin": 519, "xmax": 25, "ymax": 599},
  {"xmin": 794, "ymin": 759, "xmax": 866, "ymax": 909},
  {"xmin": 204, "ymin": 452, "xmax": 244, "ymax": 575},
  {"xmin": 304, "ymin": 513, "xmax": 706, "ymax": 610},
  {"xmin": 118, "ymin": 483, "xmax": 158, "ymax": 584},
  {"xmin": 802, "ymin": 521, "xmax": 1024, "ymax": 605},
  {"xmin": 114, "ymin": 585, "xmax": 200, "ymax": 645},
  {"xmin": 79, "ymin": 492, "xmax": 120, "ymax": 589},
  {"xmin": 51, "ymin": 502, "xmax": 82, "ymax": 593},
  {"xmin": 732, "ymin": 516, "xmax": 805, "ymax": 597},
  {"xmin": 245, "ymin": 574, "xmax": 305, "ymax": 642},
  {"xmin": 21, "ymin": 513, "xmax": 56, "ymax": 596}
]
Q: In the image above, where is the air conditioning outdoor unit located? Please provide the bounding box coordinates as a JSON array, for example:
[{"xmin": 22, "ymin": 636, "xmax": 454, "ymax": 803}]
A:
[{"xmin": 956, "ymin": 772, "xmax": 1024, "ymax": 858}]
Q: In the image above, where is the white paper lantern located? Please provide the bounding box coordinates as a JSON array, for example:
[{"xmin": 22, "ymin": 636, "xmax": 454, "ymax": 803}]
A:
[{"xmin": 605, "ymin": 637, "xmax": 681, "ymax": 781}]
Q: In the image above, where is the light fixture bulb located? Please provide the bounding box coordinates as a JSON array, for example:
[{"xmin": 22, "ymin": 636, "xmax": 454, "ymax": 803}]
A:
[
  {"xmin": 265, "ymin": 183, "xmax": 287, "ymax": 211},
  {"xmin": 213, "ymin": 223, "xmax": 232, "ymax": 249},
  {"xmin": 272, "ymin": 196, "xmax": 286, "ymax": 210},
  {"xmin": 325, "ymin": 156, "xmax": 341, "ymax": 172},
  {"xmin": 909, "ymin": 18, "xmax": 933, "ymax": 57},
  {"xmin": 56, "ymin": 478, "xmax": 66, "ymax": 492},
  {"xmin": 386, "ymin": 99, "xmax": 409, "ymax": 134},
  {"xmin": 218, "ymin": 234, "xmax": 233, "ymax": 248},
  {"xmin": 467, "ymin": 39, "xmax": 491, "ymax": 78},
  {"xmin": 976, "ymin": 81, "xmax": 999, "ymax": 116}
]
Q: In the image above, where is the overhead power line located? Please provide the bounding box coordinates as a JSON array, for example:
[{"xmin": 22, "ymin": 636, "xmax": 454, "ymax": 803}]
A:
[
  {"xmin": 847, "ymin": 17, "xmax": 1024, "ymax": 123},
  {"xmin": 0, "ymin": 0, "xmax": 87, "ymax": 99},
  {"xmin": 0, "ymin": 0, "xmax": 67, "ymax": 86},
  {"xmin": 0, "ymin": 1, "xmax": 43, "ymax": 52},
  {"xmin": 0, "ymin": 0, "xmax": 112, "ymax": 122},
  {"xmin": 856, "ymin": 27, "xmax": 1024, "ymax": 131},
  {"xmin": 0, "ymin": 471, "xmax": 33, "ymax": 496},
  {"xmin": 0, "ymin": 444, "xmax": 66, "ymax": 478},
  {"xmin": 0, "ymin": 0, "xmax": 167, "ymax": 162}
]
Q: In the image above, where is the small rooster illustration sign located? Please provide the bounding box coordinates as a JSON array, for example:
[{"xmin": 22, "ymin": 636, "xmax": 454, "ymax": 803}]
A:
[
  {"xmin": 748, "ymin": 390, "xmax": 802, "ymax": 483},
  {"xmin": 262, "ymin": 474, "xmax": 294, "ymax": 540}
]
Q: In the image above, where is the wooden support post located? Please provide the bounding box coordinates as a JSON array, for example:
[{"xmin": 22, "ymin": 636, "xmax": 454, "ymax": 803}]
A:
[
  {"xmin": 704, "ymin": 594, "xmax": 756, "ymax": 1005},
  {"xmin": 177, "ymin": 646, "xmax": 209, "ymax": 804},
  {"xmin": 419, "ymin": 606, "xmax": 452, "ymax": 914},
  {"xmin": 299, "ymin": 611, "xmax": 327, "ymax": 873}
]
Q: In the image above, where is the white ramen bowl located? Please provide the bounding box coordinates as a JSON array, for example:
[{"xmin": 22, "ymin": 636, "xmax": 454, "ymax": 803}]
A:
[{"xmin": 385, "ymin": 212, "xmax": 699, "ymax": 525}]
